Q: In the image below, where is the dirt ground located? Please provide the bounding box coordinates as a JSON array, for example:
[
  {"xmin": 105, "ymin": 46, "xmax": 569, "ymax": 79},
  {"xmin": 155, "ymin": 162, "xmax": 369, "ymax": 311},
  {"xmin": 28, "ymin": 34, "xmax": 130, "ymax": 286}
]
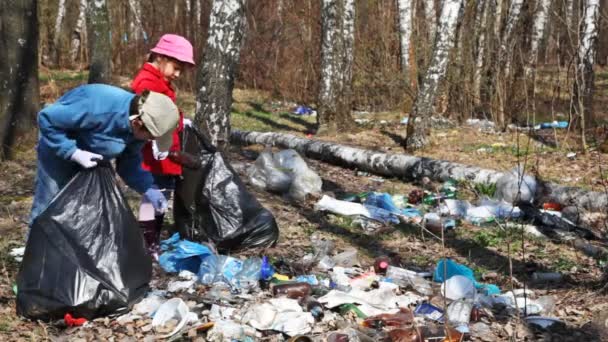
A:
[{"xmin": 0, "ymin": 72, "xmax": 607, "ymax": 340}]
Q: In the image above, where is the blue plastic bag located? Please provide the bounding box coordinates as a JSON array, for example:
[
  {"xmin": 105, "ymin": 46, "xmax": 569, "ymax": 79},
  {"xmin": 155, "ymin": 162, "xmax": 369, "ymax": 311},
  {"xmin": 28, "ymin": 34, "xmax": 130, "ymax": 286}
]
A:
[
  {"xmin": 433, "ymin": 258, "xmax": 500, "ymax": 295},
  {"xmin": 294, "ymin": 106, "xmax": 314, "ymax": 115},
  {"xmin": 365, "ymin": 192, "xmax": 422, "ymax": 218},
  {"xmin": 364, "ymin": 193, "xmax": 401, "ymax": 214},
  {"xmin": 159, "ymin": 235, "xmax": 214, "ymax": 273}
]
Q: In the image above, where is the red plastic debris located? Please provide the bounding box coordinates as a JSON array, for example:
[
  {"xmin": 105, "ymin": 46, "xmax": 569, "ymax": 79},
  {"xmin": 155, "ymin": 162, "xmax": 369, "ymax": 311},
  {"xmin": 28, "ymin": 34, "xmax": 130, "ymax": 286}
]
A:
[{"xmin": 64, "ymin": 313, "xmax": 88, "ymax": 327}]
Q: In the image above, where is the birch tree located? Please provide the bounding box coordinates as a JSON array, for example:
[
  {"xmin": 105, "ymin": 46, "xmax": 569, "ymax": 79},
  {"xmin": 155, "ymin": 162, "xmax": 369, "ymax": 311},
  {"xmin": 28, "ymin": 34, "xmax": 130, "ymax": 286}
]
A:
[
  {"xmin": 527, "ymin": 0, "xmax": 552, "ymax": 76},
  {"xmin": 396, "ymin": 0, "xmax": 413, "ymax": 84},
  {"xmin": 425, "ymin": 0, "xmax": 437, "ymax": 42},
  {"xmin": 501, "ymin": 0, "xmax": 524, "ymax": 76},
  {"xmin": 127, "ymin": 0, "xmax": 145, "ymax": 43},
  {"xmin": 317, "ymin": 0, "xmax": 356, "ymax": 134},
  {"xmin": 473, "ymin": 0, "xmax": 489, "ymax": 106},
  {"xmin": 194, "ymin": 0, "xmax": 247, "ymax": 150},
  {"xmin": 70, "ymin": 0, "xmax": 87, "ymax": 64},
  {"xmin": 573, "ymin": 0, "xmax": 600, "ymax": 145},
  {"xmin": 405, "ymin": 0, "xmax": 463, "ymax": 150},
  {"xmin": 49, "ymin": 0, "xmax": 66, "ymax": 66},
  {"xmin": 86, "ymin": 0, "xmax": 112, "ymax": 84},
  {"xmin": 0, "ymin": 0, "xmax": 39, "ymax": 160}
]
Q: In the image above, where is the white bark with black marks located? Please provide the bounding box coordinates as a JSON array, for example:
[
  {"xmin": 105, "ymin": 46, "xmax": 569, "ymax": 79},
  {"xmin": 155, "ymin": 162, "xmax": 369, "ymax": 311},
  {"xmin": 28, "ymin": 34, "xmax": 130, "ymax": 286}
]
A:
[
  {"xmin": 50, "ymin": 0, "xmax": 66, "ymax": 65},
  {"xmin": 317, "ymin": 0, "xmax": 356, "ymax": 133},
  {"xmin": 405, "ymin": 0, "xmax": 463, "ymax": 149},
  {"xmin": 86, "ymin": 0, "xmax": 112, "ymax": 84},
  {"xmin": 70, "ymin": 0, "xmax": 88, "ymax": 64},
  {"xmin": 527, "ymin": 0, "xmax": 552, "ymax": 76},
  {"xmin": 128, "ymin": 0, "xmax": 144, "ymax": 42},
  {"xmin": 473, "ymin": 0, "xmax": 488, "ymax": 104},
  {"xmin": 231, "ymin": 130, "xmax": 608, "ymax": 212},
  {"xmin": 573, "ymin": 0, "xmax": 600, "ymax": 126},
  {"xmin": 425, "ymin": 0, "xmax": 437, "ymax": 41},
  {"xmin": 194, "ymin": 0, "xmax": 247, "ymax": 150},
  {"xmin": 0, "ymin": 0, "xmax": 39, "ymax": 159},
  {"xmin": 396, "ymin": 0, "xmax": 413, "ymax": 75},
  {"xmin": 501, "ymin": 0, "xmax": 524, "ymax": 76}
]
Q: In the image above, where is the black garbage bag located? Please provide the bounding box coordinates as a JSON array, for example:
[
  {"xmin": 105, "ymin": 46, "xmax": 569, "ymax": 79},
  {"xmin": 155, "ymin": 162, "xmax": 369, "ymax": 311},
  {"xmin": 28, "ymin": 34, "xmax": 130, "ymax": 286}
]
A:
[
  {"xmin": 17, "ymin": 164, "xmax": 152, "ymax": 321},
  {"xmin": 173, "ymin": 126, "xmax": 279, "ymax": 252}
]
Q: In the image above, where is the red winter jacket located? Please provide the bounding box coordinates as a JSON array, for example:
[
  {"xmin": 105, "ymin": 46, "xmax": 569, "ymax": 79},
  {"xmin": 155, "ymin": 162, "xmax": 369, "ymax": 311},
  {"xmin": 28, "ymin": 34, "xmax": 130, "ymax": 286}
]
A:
[{"xmin": 131, "ymin": 63, "xmax": 183, "ymax": 176}]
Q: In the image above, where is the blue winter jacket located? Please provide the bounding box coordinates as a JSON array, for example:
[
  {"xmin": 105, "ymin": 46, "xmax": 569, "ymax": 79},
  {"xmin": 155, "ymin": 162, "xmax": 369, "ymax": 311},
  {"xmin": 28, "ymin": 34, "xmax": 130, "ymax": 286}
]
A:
[{"xmin": 30, "ymin": 84, "xmax": 153, "ymax": 223}]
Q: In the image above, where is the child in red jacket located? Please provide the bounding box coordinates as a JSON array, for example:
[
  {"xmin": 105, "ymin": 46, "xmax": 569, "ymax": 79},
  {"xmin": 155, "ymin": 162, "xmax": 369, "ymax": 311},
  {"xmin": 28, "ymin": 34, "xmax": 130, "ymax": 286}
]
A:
[{"xmin": 131, "ymin": 34, "xmax": 195, "ymax": 258}]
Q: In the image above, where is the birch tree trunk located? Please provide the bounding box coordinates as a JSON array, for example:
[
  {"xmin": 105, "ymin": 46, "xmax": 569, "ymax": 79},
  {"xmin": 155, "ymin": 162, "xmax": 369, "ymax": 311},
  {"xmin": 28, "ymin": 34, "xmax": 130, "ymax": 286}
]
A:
[
  {"xmin": 70, "ymin": 0, "xmax": 88, "ymax": 64},
  {"xmin": 50, "ymin": 0, "xmax": 66, "ymax": 66},
  {"xmin": 317, "ymin": 0, "xmax": 356, "ymax": 134},
  {"xmin": 527, "ymin": 0, "xmax": 552, "ymax": 76},
  {"xmin": 185, "ymin": 0, "xmax": 192, "ymax": 38},
  {"xmin": 128, "ymin": 0, "xmax": 144, "ymax": 43},
  {"xmin": 232, "ymin": 130, "xmax": 608, "ymax": 212},
  {"xmin": 396, "ymin": 0, "xmax": 413, "ymax": 84},
  {"xmin": 0, "ymin": 0, "xmax": 39, "ymax": 160},
  {"xmin": 473, "ymin": 0, "xmax": 489, "ymax": 106},
  {"xmin": 573, "ymin": 0, "xmax": 600, "ymax": 135},
  {"xmin": 194, "ymin": 0, "xmax": 247, "ymax": 150},
  {"xmin": 404, "ymin": 0, "xmax": 463, "ymax": 150},
  {"xmin": 86, "ymin": 0, "xmax": 112, "ymax": 84},
  {"xmin": 501, "ymin": 0, "xmax": 524, "ymax": 77},
  {"xmin": 425, "ymin": 0, "xmax": 437, "ymax": 42}
]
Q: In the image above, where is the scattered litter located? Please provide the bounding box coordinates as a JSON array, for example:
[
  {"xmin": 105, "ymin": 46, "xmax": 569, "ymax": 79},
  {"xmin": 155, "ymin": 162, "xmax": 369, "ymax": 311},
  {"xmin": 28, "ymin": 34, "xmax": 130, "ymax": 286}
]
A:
[
  {"xmin": 152, "ymin": 298, "xmax": 198, "ymax": 338},
  {"xmin": 315, "ymin": 195, "xmax": 400, "ymax": 224},
  {"xmin": 243, "ymin": 298, "xmax": 315, "ymax": 336},
  {"xmin": 525, "ymin": 316, "xmax": 563, "ymax": 329},
  {"xmin": 9, "ymin": 247, "xmax": 24, "ymax": 262},
  {"xmin": 293, "ymin": 105, "xmax": 316, "ymax": 116}
]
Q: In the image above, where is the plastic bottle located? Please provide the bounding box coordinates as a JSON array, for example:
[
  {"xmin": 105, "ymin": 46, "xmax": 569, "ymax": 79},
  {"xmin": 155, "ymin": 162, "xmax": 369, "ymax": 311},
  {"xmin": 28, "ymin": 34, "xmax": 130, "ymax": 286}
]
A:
[
  {"xmin": 271, "ymin": 282, "xmax": 312, "ymax": 299},
  {"xmin": 374, "ymin": 256, "xmax": 391, "ymax": 275},
  {"xmin": 446, "ymin": 299, "xmax": 473, "ymax": 331},
  {"xmin": 362, "ymin": 308, "xmax": 414, "ymax": 328},
  {"xmin": 386, "ymin": 266, "xmax": 434, "ymax": 296}
]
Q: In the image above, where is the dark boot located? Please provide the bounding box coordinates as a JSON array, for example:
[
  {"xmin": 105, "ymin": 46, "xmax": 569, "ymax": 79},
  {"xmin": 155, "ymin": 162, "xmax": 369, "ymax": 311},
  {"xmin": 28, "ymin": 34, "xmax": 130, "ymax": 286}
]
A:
[{"xmin": 139, "ymin": 220, "xmax": 159, "ymax": 260}]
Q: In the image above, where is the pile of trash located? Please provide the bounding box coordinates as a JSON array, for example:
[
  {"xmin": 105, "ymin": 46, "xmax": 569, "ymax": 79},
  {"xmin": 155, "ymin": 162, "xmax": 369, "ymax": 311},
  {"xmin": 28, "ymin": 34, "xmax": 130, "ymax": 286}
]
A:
[
  {"xmin": 466, "ymin": 117, "xmax": 569, "ymax": 133},
  {"xmin": 313, "ymin": 173, "xmax": 530, "ymax": 234},
  {"xmin": 75, "ymin": 232, "xmax": 560, "ymax": 341}
]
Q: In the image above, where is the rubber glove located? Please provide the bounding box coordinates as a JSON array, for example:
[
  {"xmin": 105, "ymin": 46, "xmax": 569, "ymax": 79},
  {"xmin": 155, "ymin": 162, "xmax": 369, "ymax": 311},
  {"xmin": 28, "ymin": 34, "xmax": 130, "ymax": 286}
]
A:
[
  {"xmin": 144, "ymin": 187, "xmax": 168, "ymax": 214},
  {"xmin": 70, "ymin": 149, "xmax": 102, "ymax": 168},
  {"xmin": 151, "ymin": 140, "xmax": 169, "ymax": 161}
]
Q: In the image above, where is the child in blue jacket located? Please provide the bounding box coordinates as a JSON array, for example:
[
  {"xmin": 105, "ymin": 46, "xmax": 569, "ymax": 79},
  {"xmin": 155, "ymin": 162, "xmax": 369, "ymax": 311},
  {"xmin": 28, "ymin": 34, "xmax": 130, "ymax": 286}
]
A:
[{"xmin": 30, "ymin": 84, "xmax": 179, "ymax": 227}]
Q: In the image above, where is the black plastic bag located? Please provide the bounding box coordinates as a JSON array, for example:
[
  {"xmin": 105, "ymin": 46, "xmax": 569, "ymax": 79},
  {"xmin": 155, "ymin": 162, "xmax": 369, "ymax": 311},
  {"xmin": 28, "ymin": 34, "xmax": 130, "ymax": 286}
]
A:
[
  {"xmin": 17, "ymin": 164, "xmax": 152, "ymax": 320},
  {"xmin": 174, "ymin": 126, "xmax": 279, "ymax": 252}
]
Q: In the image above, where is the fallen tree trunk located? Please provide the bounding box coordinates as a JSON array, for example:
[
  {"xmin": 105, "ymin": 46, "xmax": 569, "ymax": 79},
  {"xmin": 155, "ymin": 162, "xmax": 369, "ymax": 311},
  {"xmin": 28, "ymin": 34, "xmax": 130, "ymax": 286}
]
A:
[{"xmin": 231, "ymin": 130, "xmax": 608, "ymax": 213}]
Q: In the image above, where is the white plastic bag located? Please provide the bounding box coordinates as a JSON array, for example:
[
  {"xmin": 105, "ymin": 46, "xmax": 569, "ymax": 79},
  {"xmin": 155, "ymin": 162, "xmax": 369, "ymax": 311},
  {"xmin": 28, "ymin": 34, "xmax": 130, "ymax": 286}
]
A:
[
  {"xmin": 248, "ymin": 150, "xmax": 293, "ymax": 193},
  {"xmin": 289, "ymin": 168, "xmax": 323, "ymax": 201},
  {"xmin": 274, "ymin": 149, "xmax": 322, "ymax": 201},
  {"xmin": 495, "ymin": 166, "xmax": 537, "ymax": 203}
]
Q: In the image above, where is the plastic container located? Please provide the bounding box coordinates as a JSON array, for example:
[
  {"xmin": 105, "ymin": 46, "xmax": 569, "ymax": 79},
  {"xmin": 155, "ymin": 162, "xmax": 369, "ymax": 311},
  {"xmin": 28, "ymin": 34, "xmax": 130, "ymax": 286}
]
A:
[
  {"xmin": 271, "ymin": 282, "xmax": 312, "ymax": 299},
  {"xmin": 333, "ymin": 249, "xmax": 359, "ymax": 267},
  {"xmin": 446, "ymin": 299, "xmax": 473, "ymax": 330},
  {"xmin": 386, "ymin": 266, "xmax": 434, "ymax": 296}
]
